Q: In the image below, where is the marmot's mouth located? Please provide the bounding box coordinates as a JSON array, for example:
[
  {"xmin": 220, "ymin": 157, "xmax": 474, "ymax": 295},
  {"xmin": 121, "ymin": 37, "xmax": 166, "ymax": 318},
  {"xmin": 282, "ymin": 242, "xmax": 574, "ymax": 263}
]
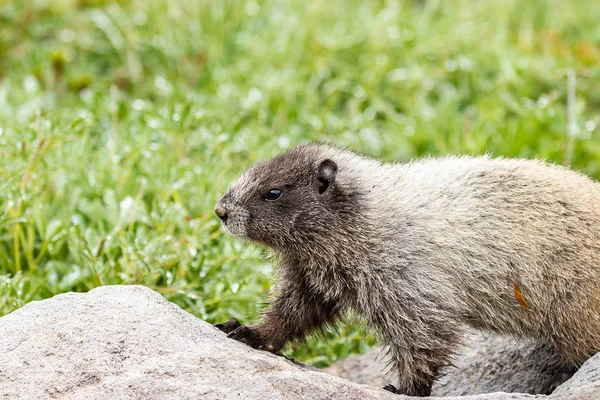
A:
[
  {"xmin": 215, "ymin": 203, "xmax": 251, "ymax": 239},
  {"xmin": 221, "ymin": 219, "xmax": 248, "ymax": 239}
]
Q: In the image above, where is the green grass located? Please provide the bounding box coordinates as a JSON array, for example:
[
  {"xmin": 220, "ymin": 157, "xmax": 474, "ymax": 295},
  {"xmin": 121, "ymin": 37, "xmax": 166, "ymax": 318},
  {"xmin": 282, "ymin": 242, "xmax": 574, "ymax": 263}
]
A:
[{"xmin": 0, "ymin": 0, "xmax": 599, "ymax": 367}]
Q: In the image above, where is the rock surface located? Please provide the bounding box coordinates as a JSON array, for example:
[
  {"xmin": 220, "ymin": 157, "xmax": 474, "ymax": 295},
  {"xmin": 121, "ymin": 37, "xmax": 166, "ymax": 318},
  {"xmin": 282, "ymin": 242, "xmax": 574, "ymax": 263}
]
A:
[
  {"xmin": 325, "ymin": 332, "xmax": 575, "ymax": 396},
  {"xmin": 0, "ymin": 285, "xmax": 597, "ymax": 399},
  {"xmin": 553, "ymin": 353, "xmax": 600, "ymax": 398},
  {"xmin": 0, "ymin": 285, "xmax": 395, "ymax": 400}
]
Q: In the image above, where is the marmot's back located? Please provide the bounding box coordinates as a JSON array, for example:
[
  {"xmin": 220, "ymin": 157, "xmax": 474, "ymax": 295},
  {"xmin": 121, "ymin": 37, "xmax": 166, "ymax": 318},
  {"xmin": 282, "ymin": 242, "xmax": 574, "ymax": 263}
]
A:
[{"xmin": 388, "ymin": 156, "xmax": 600, "ymax": 363}]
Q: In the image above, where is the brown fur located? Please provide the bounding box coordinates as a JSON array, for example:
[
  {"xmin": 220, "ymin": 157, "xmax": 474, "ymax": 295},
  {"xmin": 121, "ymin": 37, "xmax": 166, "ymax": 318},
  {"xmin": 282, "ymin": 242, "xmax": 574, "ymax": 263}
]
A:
[{"xmin": 215, "ymin": 144, "xmax": 600, "ymax": 396}]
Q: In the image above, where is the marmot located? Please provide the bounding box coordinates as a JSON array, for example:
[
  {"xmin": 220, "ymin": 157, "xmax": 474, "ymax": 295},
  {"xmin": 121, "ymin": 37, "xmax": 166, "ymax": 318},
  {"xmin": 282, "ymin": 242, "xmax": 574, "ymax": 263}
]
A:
[{"xmin": 214, "ymin": 144, "xmax": 600, "ymax": 396}]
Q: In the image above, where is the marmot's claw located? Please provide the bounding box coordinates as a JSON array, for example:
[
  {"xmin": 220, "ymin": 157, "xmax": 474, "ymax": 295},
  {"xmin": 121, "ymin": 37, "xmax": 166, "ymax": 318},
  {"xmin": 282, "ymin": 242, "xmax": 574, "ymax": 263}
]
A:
[
  {"xmin": 214, "ymin": 318, "xmax": 242, "ymax": 334},
  {"xmin": 227, "ymin": 325, "xmax": 266, "ymax": 350},
  {"xmin": 217, "ymin": 320, "xmax": 281, "ymax": 354},
  {"xmin": 382, "ymin": 384, "xmax": 399, "ymax": 394},
  {"xmin": 383, "ymin": 383, "xmax": 432, "ymax": 396},
  {"xmin": 227, "ymin": 325, "xmax": 275, "ymax": 351}
]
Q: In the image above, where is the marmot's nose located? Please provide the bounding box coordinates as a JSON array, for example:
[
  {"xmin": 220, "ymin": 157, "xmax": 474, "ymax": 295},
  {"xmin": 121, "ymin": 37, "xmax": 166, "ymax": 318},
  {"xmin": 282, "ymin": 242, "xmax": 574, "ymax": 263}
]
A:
[{"xmin": 215, "ymin": 204, "xmax": 228, "ymax": 223}]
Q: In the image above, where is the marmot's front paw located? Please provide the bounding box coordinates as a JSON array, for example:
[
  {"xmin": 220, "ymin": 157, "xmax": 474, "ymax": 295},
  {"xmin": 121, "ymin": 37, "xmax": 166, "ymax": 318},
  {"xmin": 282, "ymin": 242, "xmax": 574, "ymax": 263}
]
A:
[
  {"xmin": 215, "ymin": 319, "xmax": 281, "ymax": 353},
  {"xmin": 227, "ymin": 325, "xmax": 271, "ymax": 351},
  {"xmin": 214, "ymin": 318, "xmax": 242, "ymax": 334},
  {"xmin": 383, "ymin": 384, "xmax": 399, "ymax": 394},
  {"xmin": 383, "ymin": 383, "xmax": 432, "ymax": 397}
]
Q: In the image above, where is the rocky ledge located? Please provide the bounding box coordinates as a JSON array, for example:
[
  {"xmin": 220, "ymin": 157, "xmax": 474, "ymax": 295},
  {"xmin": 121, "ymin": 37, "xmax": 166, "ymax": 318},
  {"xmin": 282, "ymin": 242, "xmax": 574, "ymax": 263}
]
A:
[{"xmin": 0, "ymin": 285, "xmax": 598, "ymax": 399}]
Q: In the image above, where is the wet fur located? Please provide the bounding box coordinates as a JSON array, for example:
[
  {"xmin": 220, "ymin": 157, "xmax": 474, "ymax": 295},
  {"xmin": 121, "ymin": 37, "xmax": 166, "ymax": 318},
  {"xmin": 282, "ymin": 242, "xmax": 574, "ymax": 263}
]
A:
[{"xmin": 216, "ymin": 144, "xmax": 600, "ymax": 396}]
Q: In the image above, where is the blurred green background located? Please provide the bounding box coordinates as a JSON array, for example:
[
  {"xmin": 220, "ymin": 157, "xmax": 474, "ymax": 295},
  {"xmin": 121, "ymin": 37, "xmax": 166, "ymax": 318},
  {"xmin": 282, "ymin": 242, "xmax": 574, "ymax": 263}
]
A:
[{"xmin": 1, "ymin": 0, "xmax": 599, "ymax": 367}]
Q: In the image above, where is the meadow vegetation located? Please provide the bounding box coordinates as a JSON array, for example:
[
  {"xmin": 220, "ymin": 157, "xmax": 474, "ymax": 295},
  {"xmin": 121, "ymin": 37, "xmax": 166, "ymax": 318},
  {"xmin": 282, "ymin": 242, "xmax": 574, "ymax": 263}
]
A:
[{"xmin": 0, "ymin": 0, "xmax": 599, "ymax": 366}]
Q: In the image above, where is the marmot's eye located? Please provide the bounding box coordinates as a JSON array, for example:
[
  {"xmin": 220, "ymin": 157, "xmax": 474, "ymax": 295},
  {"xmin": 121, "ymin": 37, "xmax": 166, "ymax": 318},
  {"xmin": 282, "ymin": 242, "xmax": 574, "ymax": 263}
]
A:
[{"xmin": 265, "ymin": 189, "xmax": 282, "ymax": 201}]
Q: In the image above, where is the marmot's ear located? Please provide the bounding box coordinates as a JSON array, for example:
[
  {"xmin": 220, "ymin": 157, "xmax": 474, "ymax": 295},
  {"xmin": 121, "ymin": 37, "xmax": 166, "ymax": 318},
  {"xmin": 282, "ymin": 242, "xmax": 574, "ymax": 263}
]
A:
[{"xmin": 316, "ymin": 159, "xmax": 338, "ymax": 194}]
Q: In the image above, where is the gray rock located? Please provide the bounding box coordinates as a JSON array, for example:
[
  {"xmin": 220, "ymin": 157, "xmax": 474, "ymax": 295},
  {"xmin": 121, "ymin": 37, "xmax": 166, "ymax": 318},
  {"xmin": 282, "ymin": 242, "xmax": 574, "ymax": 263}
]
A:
[
  {"xmin": 0, "ymin": 285, "xmax": 592, "ymax": 400},
  {"xmin": 324, "ymin": 332, "xmax": 575, "ymax": 396},
  {"xmin": 552, "ymin": 353, "xmax": 600, "ymax": 398},
  {"xmin": 0, "ymin": 285, "xmax": 399, "ymax": 400}
]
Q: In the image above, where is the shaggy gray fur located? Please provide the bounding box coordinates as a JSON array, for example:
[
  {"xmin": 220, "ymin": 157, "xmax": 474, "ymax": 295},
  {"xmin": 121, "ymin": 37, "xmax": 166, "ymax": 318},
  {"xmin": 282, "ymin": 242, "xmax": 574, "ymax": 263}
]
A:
[{"xmin": 215, "ymin": 144, "xmax": 600, "ymax": 396}]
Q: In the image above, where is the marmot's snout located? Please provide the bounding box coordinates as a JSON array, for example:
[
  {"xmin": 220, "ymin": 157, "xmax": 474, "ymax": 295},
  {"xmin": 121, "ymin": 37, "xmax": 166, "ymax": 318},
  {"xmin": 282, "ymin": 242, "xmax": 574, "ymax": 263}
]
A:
[
  {"xmin": 215, "ymin": 191, "xmax": 234, "ymax": 224},
  {"xmin": 215, "ymin": 193, "xmax": 251, "ymax": 237},
  {"xmin": 214, "ymin": 202, "xmax": 228, "ymax": 223}
]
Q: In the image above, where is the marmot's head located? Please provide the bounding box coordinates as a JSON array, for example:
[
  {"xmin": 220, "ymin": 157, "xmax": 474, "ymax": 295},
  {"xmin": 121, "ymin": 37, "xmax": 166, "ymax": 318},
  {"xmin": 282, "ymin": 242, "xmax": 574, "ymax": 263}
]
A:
[{"xmin": 215, "ymin": 145, "xmax": 356, "ymax": 250}]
